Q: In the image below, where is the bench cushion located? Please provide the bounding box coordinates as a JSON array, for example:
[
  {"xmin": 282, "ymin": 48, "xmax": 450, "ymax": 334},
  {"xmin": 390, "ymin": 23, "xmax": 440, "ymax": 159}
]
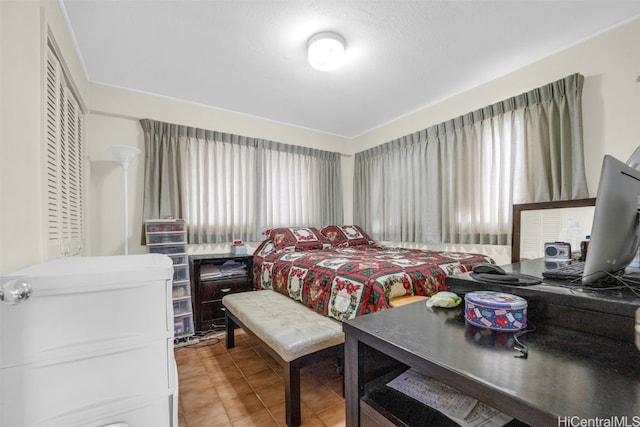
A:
[{"xmin": 223, "ymin": 290, "xmax": 344, "ymax": 362}]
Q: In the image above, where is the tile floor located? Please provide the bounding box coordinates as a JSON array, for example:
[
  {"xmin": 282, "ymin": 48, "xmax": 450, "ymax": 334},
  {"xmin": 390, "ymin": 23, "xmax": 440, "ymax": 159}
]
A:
[{"xmin": 174, "ymin": 329, "xmax": 345, "ymax": 427}]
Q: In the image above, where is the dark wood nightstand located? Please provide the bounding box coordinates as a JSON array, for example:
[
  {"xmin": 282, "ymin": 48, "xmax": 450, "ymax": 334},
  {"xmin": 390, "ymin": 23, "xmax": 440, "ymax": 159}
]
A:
[{"xmin": 189, "ymin": 253, "xmax": 253, "ymax": 332}]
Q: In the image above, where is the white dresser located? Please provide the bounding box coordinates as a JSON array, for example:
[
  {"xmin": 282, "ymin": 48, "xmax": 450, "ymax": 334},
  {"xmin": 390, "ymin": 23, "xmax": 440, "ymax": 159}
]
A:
[{"xmin": 0, "ymin": 254, "xmax": 178, "ymax": 427}]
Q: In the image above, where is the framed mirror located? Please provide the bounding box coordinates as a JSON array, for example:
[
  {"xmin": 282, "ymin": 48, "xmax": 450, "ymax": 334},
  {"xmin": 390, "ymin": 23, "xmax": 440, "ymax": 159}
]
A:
[{"xmin": 511, "ymin": 198, "xmax": 596, "ymax": 263}]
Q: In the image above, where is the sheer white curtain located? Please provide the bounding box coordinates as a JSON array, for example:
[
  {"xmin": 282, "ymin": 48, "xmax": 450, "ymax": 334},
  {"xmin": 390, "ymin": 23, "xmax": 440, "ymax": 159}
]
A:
[
  {"xmin": 181, "ymin": 134, "xmax": 258, "ymax": 242},
  {"xmin": 354, "ymin": 74, "xmax": 589, "ymax": 245},
  {"xmin": 141, "ymin": 120, "xmax": 343, "ymax": 243},
  {"xmin": 256, "ymin": 140, "xmax": 341, "ymax": 230}
]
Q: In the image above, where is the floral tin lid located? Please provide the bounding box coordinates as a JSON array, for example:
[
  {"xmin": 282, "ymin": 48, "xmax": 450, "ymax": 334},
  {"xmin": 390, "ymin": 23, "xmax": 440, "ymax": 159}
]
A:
[{"xmin": 465, "ymin": 291, "xmax": 527, "ymax": 309}]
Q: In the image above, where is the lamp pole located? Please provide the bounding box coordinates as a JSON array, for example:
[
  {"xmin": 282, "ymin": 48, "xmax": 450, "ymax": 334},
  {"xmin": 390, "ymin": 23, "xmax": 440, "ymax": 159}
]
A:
[
  {"xmin": 107, "ymin": 145, "xmax": 141, "ymax": 255},
  {"xmin": 121, "ymin": 159, "xmax": 131, "ymax": 255}
]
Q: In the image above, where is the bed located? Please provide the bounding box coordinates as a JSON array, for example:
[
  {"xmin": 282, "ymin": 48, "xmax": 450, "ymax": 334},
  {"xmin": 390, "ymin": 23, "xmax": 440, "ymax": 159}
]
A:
[{"xmin": 252, "ymin": 225, "xmax": 494, "ymax": 322}]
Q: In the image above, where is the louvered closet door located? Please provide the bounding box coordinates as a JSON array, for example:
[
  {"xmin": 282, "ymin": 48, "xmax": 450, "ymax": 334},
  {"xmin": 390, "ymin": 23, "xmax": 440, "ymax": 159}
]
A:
[{"xmin": 45, "ymin": 46, "xmax": 85, "ymax": 259}]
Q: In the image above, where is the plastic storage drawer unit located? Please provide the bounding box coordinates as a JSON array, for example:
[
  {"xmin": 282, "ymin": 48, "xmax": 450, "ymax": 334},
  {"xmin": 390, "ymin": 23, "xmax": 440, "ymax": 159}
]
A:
[{"xmin": 145, "ymin": 219, "xmax": 195, "ymax": 341}]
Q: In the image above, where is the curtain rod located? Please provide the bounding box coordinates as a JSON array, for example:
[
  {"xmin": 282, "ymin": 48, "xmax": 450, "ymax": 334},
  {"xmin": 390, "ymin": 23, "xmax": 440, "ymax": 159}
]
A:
[{"xmin": 92, "ymin": 111, "xmax": 355, "ymax": 157}]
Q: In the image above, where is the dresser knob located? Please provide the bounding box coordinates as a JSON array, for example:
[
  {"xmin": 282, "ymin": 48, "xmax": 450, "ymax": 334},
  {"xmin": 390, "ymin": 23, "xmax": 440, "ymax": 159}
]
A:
[{"xmin": 0, "ymin": 279, "xmax": 31, "ymax": 305}]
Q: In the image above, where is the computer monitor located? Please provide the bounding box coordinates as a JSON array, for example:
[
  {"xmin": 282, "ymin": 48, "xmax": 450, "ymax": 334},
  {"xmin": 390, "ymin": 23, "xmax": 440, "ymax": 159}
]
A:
[{"xmin": 582, "ymin": 154, "xmax": 640, "ymax": 284}]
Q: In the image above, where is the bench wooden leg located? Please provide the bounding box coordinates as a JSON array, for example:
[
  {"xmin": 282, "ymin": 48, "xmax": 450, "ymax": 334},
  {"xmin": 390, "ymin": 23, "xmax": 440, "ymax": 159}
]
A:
[
  {"xmin": 223, "ymin": 299, "xmax": 343, "ymax": 427},
  {"xmin": 284, "ymin": 359, "xmax": 302, "ymax": 427},
  {"xmin": 225, "ymin": 311, "xmax": 236, "ymax": 349}
]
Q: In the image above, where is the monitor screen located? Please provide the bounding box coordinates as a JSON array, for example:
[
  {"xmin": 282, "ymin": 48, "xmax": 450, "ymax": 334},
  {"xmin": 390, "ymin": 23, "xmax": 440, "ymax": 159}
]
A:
[{"xmin": 583, "ymin": 155, "xmax": 640, "ymax": 284}]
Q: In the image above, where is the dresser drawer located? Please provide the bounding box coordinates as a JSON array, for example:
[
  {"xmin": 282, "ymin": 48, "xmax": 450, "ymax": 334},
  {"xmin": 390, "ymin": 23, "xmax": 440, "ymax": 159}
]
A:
[
  {"xmin": 199, "ymin": 278, "xmax": 250, "ymax": 302},
  {"xmin": 173, "ymin": 264, "xmax": 189, "ymax": 281},
  {"xmin": 3, "ymin": 339, "xmax": 173, "ymax": 427},
  {"xmin": 145, "ymin": 221, "xmax": 185, "ymax": 233},
  {"xmin": 149, "ymin": 244, "xmax": 186, "ymax": 255},
  {"xmin": 146, "ymin": 232, "xmax": 186, "ymax": 245}
]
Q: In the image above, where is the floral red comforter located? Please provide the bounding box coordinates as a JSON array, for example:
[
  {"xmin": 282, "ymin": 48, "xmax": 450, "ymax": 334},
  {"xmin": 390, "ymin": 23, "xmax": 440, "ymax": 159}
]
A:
[{"xmin": 252, "ymin": 244, "xmax": 493, "ymax": 321}]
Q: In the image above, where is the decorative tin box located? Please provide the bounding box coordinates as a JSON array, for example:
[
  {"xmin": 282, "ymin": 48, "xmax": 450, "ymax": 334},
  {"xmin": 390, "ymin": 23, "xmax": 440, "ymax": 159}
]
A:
[{"xmin": 464, "ymin": 291, "xmax": 527, "ymax": 331}]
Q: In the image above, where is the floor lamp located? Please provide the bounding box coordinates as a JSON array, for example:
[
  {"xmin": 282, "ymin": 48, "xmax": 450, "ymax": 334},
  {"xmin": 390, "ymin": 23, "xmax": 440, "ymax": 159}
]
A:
[{"xmin": 108, "ymin": 145, "xmax": 141, "ymax": 255}]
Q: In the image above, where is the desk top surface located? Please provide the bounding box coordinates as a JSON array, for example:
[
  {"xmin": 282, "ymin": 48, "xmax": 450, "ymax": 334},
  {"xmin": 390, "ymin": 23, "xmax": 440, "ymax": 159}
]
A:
[{"xmin": 344, "ymin": 299, "xmax": 640, "ymax": 421}]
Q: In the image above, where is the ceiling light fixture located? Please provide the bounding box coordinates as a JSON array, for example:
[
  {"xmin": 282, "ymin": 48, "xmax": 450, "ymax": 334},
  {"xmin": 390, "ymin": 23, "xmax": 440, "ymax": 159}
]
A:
[{"xmin": 307, "ymin": 31, "xmax": 345, "ymax": 71}]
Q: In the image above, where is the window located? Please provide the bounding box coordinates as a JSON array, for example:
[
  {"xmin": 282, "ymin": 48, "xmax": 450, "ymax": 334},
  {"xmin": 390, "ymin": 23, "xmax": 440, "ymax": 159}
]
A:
[
  {"xmin": 44, "ymin": 42, "xmax": 85, "ymax": 257},
  {"xmin": 354, "ymin": 74, "xmax": 589, "ymax": 245},
  {"xmin": 141, "ymin": 120, "xmax": 343, "ymax": 243}
]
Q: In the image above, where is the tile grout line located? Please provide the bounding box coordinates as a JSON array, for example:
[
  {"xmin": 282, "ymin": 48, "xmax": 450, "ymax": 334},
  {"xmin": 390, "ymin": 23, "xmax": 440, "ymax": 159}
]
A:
[
  {"xmin": 180, "ymin": 330, "xmax": 343, "ymax": 427},
  {"xmin": 199, "ymin": 332, "xmax": 284, "ymax": 426}
]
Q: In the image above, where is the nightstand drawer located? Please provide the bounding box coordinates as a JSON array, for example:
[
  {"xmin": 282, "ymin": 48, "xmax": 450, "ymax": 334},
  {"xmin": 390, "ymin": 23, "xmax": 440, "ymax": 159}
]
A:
[
  {"xmin": 199, "ymin": 300, "xmax": 226, "ymax": 326},
  {"xmin": 199, "ymin": 278, "xmax": 250, "ymax": 302}
]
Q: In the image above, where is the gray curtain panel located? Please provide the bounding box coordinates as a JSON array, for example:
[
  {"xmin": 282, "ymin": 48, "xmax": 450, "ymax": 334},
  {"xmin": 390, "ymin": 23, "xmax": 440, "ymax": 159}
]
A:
[
  {"xmin": 354, "ymin": 73, "xmax": 588, "ymax": 245},
  {"xmin": 140, "ymin": 119, "xmax": 343, "ymax": 243},
  {"xmin": 140, "ymin": 119, "xmax": 184, "ymax": 222}
]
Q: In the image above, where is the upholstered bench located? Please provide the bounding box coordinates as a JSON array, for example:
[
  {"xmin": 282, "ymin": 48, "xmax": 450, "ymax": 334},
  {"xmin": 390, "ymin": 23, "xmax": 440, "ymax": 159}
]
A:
[{"xmin": 222, "ymin": 290, "xmax": 344, "ymax": 427}]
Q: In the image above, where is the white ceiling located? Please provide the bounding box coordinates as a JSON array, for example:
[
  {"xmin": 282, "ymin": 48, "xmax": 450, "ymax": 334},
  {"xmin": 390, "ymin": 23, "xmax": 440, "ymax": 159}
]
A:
[{"xmin": 60, "ymin": 0, "xmax": 640, "ymax": 139}]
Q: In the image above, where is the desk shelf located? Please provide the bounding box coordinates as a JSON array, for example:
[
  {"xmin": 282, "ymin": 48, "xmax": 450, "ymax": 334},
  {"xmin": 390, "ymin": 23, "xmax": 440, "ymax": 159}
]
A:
[
  {"xmin": 357, "ymin": 351, "xmax": 527, "ymax": 427},
  {"xmin": 360, "ymin": 368, "xmax": 457, "ymax": 427}
]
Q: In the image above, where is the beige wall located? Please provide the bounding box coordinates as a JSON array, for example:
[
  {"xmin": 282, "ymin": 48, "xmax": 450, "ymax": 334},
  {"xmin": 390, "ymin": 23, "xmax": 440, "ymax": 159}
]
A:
[{"xmin": 2, "ymin": 0, "xmax": 639, "ymax": 272}]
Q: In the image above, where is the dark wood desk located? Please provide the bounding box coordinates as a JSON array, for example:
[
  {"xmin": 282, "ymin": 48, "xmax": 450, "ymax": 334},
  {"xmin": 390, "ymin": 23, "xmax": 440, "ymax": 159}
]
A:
[{"xmin": 343, "ymin": 264, "xmax": 640, "ymax": 426}]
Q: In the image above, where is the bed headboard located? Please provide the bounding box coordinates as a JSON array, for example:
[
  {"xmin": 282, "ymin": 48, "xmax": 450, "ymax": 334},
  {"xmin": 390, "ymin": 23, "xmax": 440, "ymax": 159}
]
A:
[{"xmin": 511, "ymin": 198, "xmax": 596, "ymax": 263}]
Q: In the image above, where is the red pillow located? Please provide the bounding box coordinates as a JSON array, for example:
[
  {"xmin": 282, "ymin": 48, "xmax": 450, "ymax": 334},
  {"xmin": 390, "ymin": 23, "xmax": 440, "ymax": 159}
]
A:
[
  {"xmin": 321, "ymin": 225, "xmax": 376, "ymax": 247},
  {"xmin": 268, "ymin": 227, "xmax": 331, "ymax": 251},
  {"xmin": 253, "ymin": 238, "xmax": 276, "ymax": 259}
]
